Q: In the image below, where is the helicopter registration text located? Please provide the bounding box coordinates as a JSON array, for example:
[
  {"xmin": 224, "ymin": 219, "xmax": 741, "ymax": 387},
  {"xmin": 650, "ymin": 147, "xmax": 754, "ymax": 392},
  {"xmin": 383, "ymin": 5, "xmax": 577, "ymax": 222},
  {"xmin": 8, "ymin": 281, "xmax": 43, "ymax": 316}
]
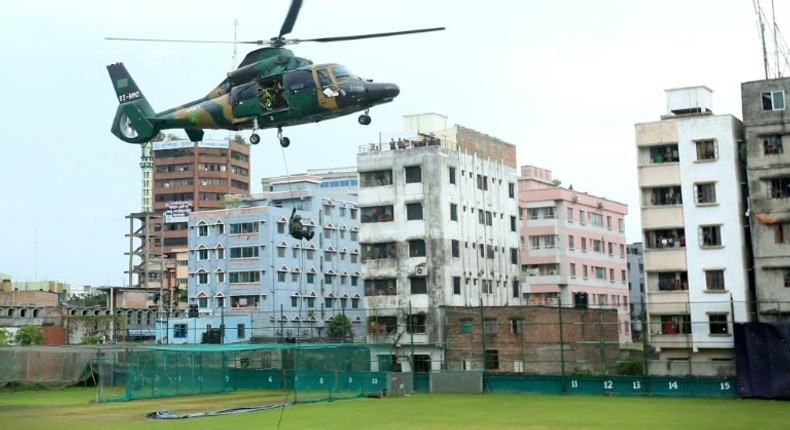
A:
[{"xmin": 118, "ymin": 91, "xmax": 141, "ymax": 103}]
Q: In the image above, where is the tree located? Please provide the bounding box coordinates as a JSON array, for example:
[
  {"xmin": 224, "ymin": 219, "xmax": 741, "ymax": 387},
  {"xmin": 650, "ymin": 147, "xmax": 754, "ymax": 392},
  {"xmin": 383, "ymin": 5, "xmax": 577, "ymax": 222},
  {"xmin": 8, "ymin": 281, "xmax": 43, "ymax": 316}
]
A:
[
  {"xmin": 0, "ymin": 328, "xmax": 9, "ymax": 346},
  {"xmin": 328, "ymin": 315, "xmax": 352, "ymax": 340},
  {"xmin": 67, "ymin": 293, "xmax": 107, "ymax": 307},
  {"xmin": 15, "ymin": 325, "xmax": 44, "ymax": 345}
]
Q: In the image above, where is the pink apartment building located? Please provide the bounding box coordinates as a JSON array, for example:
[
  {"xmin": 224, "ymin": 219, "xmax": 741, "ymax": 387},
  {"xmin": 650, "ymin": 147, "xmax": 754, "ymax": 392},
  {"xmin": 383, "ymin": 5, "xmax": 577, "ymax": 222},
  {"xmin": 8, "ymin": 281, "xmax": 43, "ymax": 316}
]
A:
[{"xmin": 518, "ymin": 165, "xmax": 631, "ymax": 342}]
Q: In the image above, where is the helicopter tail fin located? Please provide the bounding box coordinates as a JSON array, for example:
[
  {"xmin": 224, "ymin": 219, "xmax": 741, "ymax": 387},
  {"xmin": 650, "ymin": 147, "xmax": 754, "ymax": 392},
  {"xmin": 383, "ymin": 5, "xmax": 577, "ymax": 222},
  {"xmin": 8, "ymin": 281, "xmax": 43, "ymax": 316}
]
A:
[{"xmin": 107, "ymin": 62, "xmax": 160, "ymax": 143}]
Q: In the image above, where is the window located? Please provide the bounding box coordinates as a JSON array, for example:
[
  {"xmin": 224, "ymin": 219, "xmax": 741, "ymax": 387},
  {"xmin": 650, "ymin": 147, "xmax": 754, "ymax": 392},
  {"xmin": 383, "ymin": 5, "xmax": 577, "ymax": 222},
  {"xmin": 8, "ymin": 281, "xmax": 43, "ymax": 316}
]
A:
[
  {"xmin": 361, "ymin": 205, "xmax": 394, "ymax": 223},
  {"xmin": 476, "ymin": 174, "xmax": 488, "ymax": 190},
  {"xmin": 509, "ymin": 318, "xmax": 523, "ymax": 335},
  {"xmin": 695, "ymin": 139, "xmax": 717, "ymax": 161},
  {"xmin": 230, "ymin": 246, "xmax": 259, "ymax": 259},
  {"xmin": 649, "ymin": 144, "xmax": 679, "ymax": 163},
  {"xmin": 762, "ymin": 90, "xmax": 786, "ymax": 111},
  {"xmin": 510, "ymin": 216, "xmax": 517, "ymax": 232},
  {"xmin": 365, "ymin": 279, "xmax": 397, "ymax": 296},
  {"xmin": 362, "ymin": 242, "xmax": 397, "ymax": 260},
  {"xmin": 581, "ymin": 237, "xmax": 587, "ymax": 252},
  {"xmin": 410, "ymin": 277, "xmax": 427, "ymax": 294},
  {"xmin": 409, "ymin": 239, "xmax": 426, "ymax": 257},
  {"xmin": 360, "ymin": 169, "xmax": 393, "ymax": 187},
  {"xmin": 763, "ymin": 134, "xmax": 784, "ymax": 155},
  {"xmin": 229, "ymin": 271, "xmax": 260, "ymax": 283},
  {"xmin": 406, "ymin": 202, "xmax": 423, "ymax": 220},
  {"xmin": 460, "ymin": 319, "xmax": 473, "ymax": 334},
  {"xmin": 277, "ymin": 223, "xmax": 285, "ymax": 234},
  {"xmin": 237, "ymin": 324, "xmax": 246, "ymax": 338},
  {"xmin": 567, "ymin": 207, "xmax": 574, "ymax": 221},
  {"xmin": 705, "ymin": 270, "xmax": 725, "ymax": 291},
  {"xmin": 450, "ymin": 203, "xmax": 458, "ymax": 221},
  {"xmin": 658, "ymin": 272, "xmax": 688, "ymax": 291},
  {"xmin": 570, "ymin": 263, "xmax": 576, "ymax": 277},
  {"xmin": 483, "ymin": 318, "xmax": 497, "ymax": 335},
  {"xmin": 768, "ymin": 177, "xmax": 790, "ymax": 199},
  {"xmin": 485, "ymin": 350, "xmax": 499, "ymax": 370},
  {"xmin": 583, "ymin": 265, "xmax": 588, "ymax": 279},
  {"xmin": 197, "ymin": 249, "xmax": 209, "ymax": 260},
  {"xmin": 405, "ymin": 165, "xmax": 422, "ymax": 183},
  {"xmin": 277, "ymin": 272, "xmax": 286, "ymax": 282},
  {"xmin": 579, "ymin": 210, "xmax": 585, "ymax": 224},
  {"xmin": 776, "ymin": 222, "xmax": 790, "ymax": 244},
  {"xmin": 449, "ymin": 166, "xmax": 456, "ymax": 184},
  {"xmin": 591, "ymin": 212, "xmax": 603, "ymax": 226},
  {"xmin": 647, "ymin": 186, "xmax": 683, "ymax": 206},
  {"xmin": 216, "ymin": 271, "xmax": 225, "ymax": 283},
  {"xmin": 198, "ymin": 225, "xmax": 208, "ymax": 236},
  {"xmin": 306, "ymin": 273, "xmax": 314, "ymax": 284},
  {"xmin": 197, "ymin": 272, "xmax": 208, "ymax": 284},
  {"xmin": 406, "ymin": 314, "xmax": 426, "ymax": 333},
  {"xmin": 700, "ymin": 225, "xmax": 722, "ymax": 247},
  {"xmin": 451, "ymin": 240, "xmax": 460, "ymax": 257},
  {"xmin": 174, "ymin": 324, "xmax": 187, "ymax": 338},
  {"xmin": 709, "ymin": 314, "xmax": 729, "ymax": 335},
  {"xmin": 607, "ymin": 216, "xmax": 612, "ymax": 229},
  {"xmin": 592, "ymin": 239, "xmax": 603, "ymax": 253},
  {"xmin": 660, "ymin": 315, "xmax": 691, "ymax": 334},
  {"xmin": 217, "ymin": 248, "xmax": 225, "ymax": 259},
  {"xmin": 508, "ymin": 182, "xmax": 516, "ymax": 198},
  {"xmin": 510, "ymin": 248, "xmax": 518, "ymax": 264},
  {"xmin": 453, "ymin": 276, "xmax": 461, "ymax": 294},
  {"xmin": 229, "ymin": 222, "xmax": 258, "ymax": 234},
  {"xmin": 694, "ymin": 183, "xmax": 717, "ymax": 204}
]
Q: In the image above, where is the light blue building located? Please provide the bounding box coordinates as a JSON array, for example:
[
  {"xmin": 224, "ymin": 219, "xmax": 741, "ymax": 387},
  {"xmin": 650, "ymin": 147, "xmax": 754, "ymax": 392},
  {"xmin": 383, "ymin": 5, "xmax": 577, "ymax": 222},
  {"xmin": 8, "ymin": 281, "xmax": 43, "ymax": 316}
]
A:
[{"xmin": 187, "ymin": 176, "xmax": 364, "ymax": 342}]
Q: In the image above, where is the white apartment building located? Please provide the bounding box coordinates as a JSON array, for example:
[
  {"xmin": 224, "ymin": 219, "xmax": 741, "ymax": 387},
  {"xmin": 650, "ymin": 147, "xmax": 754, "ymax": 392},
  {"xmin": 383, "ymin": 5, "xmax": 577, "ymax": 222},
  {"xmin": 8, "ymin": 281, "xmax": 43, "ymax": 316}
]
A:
[
  {"xmin": 518, "ymin": 165, "xmax": 631, "ymax": 343},
  {"xmin": 635, "ymin": 86, "xmax": 752, "ymax": 376},
  {"xmin": 357, "ymin": 113, "xmax": 522, "ymax": 372}
]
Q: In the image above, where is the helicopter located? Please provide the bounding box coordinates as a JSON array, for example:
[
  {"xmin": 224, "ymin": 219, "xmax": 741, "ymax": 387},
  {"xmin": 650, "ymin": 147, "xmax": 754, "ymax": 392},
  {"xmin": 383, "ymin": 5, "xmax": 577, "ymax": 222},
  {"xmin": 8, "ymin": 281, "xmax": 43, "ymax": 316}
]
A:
[{"xmin": 106, "ymin": 0, "xmax": 443, "ymax": 147}]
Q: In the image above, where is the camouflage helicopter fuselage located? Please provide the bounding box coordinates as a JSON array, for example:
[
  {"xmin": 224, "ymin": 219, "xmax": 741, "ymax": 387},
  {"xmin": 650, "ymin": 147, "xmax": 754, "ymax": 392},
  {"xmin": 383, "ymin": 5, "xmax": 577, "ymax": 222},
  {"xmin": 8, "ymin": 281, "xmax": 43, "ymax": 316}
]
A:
[{"xmin": 108, "ymin": 47, "xmax": 399, "ymax": 143}]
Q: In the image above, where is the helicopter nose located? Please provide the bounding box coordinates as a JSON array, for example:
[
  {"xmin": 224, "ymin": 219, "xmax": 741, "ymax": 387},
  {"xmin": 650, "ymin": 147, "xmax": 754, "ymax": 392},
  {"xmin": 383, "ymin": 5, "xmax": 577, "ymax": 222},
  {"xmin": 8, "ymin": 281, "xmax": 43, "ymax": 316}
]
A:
[{"xmin": 365, "ymin": 82, "xmax": 400, "ymax": 103}]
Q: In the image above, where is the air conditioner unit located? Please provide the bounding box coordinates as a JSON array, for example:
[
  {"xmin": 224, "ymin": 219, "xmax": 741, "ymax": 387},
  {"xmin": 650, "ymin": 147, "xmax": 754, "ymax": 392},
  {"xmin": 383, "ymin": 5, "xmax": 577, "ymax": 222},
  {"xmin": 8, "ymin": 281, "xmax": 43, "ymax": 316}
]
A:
[
  {"xmin": 415, "ymin": 266, "xmax": 428, "ymax": 277},
  {"xmin": 303, "ymin": 329, "xmax": 310, "ymax": 335},
  {"xmin": 201, "ymin": 181, "xmax": 207, "ymax": 186},
  {"xmin": 548, "ymin": 270, "xmax": 557, "ymax": 275}
]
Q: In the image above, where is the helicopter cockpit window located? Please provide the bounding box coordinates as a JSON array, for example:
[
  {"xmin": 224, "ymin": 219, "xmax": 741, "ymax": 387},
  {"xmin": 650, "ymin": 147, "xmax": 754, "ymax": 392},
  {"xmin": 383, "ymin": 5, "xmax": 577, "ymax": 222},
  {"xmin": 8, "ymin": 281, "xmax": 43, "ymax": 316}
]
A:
[
  {"xmin": 282, "ymin": 70, "xmax": 316, "ymax": 92},
  {"xmin": 316, "ymin": 68, "xmax": 333, "ymax": 87},
  {"xmin": 331, "ymin": 65, "xmax": 357, "ymax": 81}
]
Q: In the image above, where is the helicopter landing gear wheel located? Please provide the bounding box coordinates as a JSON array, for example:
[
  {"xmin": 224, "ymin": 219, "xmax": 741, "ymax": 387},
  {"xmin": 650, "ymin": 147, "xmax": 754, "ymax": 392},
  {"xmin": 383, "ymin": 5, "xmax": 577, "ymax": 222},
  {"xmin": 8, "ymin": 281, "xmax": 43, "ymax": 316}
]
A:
[
  {"xmin": 277, "ymin": 127, "xmax": 290, "ymax": 148},
  {"xmin": 358, "ymin": 113, "xmax": 372, "ymax": 126},
  {"xmin": 250, "ymin": 133, "xmax": 261, "ymax": 145}
]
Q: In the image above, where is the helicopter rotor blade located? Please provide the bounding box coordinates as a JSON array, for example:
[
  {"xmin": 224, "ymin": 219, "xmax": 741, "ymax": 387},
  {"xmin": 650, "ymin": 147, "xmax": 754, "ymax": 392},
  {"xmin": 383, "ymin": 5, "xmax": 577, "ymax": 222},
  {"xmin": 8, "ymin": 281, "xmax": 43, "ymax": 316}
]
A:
[
  {"xmin": 278, "ymin": 0, "xmax": 303, "ymax": 39},
  {"xmin": 104, "ymin": 37, "xmax": 264, "ymax": 45},
  {"xmin": 287, "ymin": 27, "xmax": 445, "ymax": 45}
]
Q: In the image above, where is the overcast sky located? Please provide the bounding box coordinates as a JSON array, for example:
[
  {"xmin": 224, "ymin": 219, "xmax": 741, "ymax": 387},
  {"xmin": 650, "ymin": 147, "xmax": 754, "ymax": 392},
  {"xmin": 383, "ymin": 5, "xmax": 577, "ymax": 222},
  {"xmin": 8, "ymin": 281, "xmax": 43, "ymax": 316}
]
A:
[{"xmin": 0, "ymin": 0, "xmax": 782, "ymax": 286}]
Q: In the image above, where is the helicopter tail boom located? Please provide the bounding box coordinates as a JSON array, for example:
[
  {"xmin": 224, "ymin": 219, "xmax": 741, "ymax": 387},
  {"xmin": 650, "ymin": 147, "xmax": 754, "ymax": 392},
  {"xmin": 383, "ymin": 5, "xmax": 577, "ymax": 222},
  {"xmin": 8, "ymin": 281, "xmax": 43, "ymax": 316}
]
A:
[{"xmin": 107, "ymin": 62, "xmax": 160, "ymax": 143}]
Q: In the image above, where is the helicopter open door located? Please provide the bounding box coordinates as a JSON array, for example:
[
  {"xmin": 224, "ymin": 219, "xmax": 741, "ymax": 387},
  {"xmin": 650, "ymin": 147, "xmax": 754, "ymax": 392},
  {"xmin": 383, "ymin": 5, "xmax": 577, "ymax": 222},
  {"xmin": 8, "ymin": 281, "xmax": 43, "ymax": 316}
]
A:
[{"xmin": 230, "ymin": 81, "xmax": 264, "ymax": 118}]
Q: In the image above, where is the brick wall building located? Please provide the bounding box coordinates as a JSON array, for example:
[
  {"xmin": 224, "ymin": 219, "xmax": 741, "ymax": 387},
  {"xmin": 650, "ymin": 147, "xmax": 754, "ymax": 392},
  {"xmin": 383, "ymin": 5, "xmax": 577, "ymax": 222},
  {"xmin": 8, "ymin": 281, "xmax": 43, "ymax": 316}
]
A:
[{"xmin": 444, "ymin": 305, "xmax": 620, "ymax": 374}]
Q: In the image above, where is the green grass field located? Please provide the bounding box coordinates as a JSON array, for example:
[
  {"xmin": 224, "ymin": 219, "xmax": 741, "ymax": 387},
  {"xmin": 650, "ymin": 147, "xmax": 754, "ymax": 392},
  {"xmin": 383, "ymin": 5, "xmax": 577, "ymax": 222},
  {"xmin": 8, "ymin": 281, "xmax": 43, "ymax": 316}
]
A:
[{"xmin": 1, "ymin": 387, "xmax": 788, "ymax": 430}]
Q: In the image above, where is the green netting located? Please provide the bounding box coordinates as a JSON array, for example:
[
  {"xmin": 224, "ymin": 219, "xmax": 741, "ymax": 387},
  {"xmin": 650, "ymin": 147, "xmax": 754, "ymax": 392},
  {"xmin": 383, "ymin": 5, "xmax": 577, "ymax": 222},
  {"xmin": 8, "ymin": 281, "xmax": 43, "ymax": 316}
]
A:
[
  {"xmin": 0, "ymin": 346, "xmax": 98, "ymax": 389},
  {"xmin": 98, "ymin": 343, "xmax": 390, "ymax": 403}
]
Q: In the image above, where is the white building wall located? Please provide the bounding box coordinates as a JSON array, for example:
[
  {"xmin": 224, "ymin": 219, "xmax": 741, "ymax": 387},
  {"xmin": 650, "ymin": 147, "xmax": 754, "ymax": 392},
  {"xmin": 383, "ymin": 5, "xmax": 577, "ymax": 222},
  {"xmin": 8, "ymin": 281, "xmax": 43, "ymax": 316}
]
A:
[{"xmin": 676, "ymin": 116, "xmax": 750, "ymax": 350}]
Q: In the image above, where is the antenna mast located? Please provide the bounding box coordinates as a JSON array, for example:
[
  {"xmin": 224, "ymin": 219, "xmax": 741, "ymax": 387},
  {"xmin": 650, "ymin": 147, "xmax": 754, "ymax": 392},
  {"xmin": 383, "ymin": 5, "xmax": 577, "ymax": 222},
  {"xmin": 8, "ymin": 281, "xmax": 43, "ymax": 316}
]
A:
[{"xmin": 754, "ymin": 0, "xmax": 790, "ymax": 79}]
